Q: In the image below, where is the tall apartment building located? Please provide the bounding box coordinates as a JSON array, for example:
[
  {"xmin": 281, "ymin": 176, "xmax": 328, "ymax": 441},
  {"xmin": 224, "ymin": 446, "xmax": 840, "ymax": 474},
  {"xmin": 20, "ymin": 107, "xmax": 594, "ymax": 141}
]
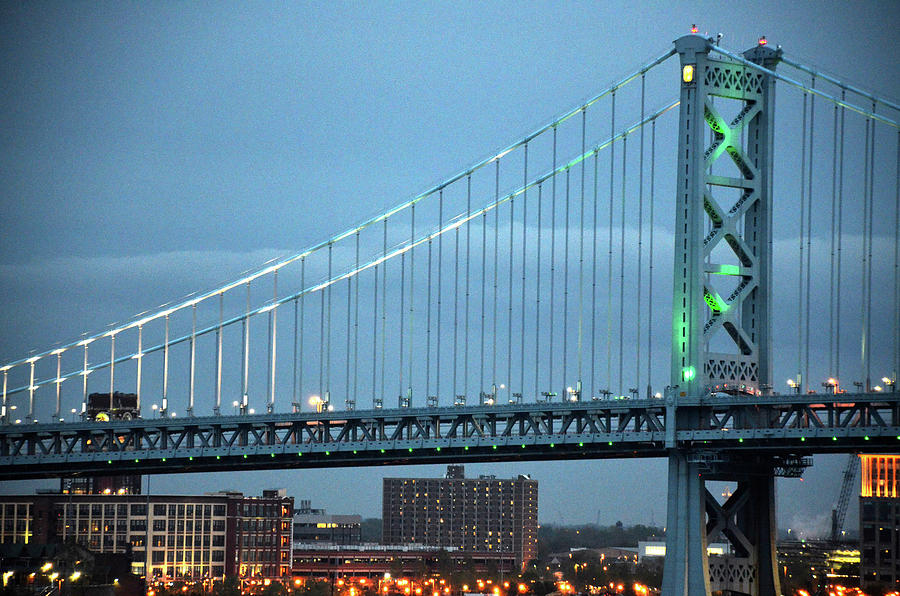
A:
[
  {"xmin": 0, "ymin": 489, "xmax": 292, "ymax": 584},
  {"xmin": 382, "ymin": 465, "xmax": 538, "ymax": 569},
  {"xmin": 859, "ymin": 454, "xmax": 900, "ymax": 590}
]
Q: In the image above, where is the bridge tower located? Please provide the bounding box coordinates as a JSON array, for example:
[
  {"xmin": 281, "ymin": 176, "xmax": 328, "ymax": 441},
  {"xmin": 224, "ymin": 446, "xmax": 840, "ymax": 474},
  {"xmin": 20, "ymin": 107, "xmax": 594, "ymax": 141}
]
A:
[{"xmin": 663, "ymin": 34, "xmax": 783, "ymax": 595}]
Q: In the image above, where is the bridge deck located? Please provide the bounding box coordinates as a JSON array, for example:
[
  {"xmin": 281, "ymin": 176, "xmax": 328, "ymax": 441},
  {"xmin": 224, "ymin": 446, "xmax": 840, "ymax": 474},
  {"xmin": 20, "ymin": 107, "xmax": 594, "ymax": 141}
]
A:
[{"xmin": 2, "ymin": 392, "xmax": 897, "ymax": 480}]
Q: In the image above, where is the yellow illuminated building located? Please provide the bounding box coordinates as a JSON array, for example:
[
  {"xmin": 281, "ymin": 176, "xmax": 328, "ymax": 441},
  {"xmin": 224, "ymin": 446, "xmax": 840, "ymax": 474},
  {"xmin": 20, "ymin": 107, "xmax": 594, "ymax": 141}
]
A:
[{"xmin": 859, "ymin": 454, "xmax": 900, "ymax": 590}]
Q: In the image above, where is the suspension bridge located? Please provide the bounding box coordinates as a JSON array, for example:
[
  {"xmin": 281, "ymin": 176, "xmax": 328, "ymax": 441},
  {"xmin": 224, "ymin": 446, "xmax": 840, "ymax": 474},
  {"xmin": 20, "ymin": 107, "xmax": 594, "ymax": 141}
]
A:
[{"xmin": 2, "ymin": 32, "xmax": 899, "ymax": 595}]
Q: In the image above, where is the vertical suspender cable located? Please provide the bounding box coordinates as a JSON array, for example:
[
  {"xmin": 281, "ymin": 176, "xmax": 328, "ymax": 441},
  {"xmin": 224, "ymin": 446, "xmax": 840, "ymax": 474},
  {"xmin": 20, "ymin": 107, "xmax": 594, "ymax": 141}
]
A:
[
  {"xmin": 381, "ymin": 220, "xmax": 388, "ymax": 404},
  {"xmin": 618, "ymin": 134, "xmax": 627, "ymax": 394},
  {"xmin": 861, "ymin": 118, "xmax": 870, "ymax": 389},
  {"xmin": 108, "ymin": 333, "xmax": 115, "ymax": 409},
  {"xmin": 893, "ymin": 130, "xmax": 900, "ymax": 385},
  {"xmin": 466, "ymin": 175, "xmax": 472, "ymax": 402},
  {"xmin": 242, "ymin": 283, "xmax": 249, "ymax": 411},
  {"xmin": 292, "ymin": 296, "xmax": 298, "ymax": 412},
  {"xmin": 508, "ymin": 161, "xmax": 516, "ymax": 397},
  {"xmin": 549, "ymin": 128, "xmax": 557, "ymax": 397},
  {"xmin": 135, "ymin": 327, "xmax": 142, "ymax": 412},
  {"xmin": 437, "ymin": 191, "xmax": 443, "ymax": 400},
  {"xmin": 797, "ymin": 92, "xmax": 808, "ymax": 391},
  {"xmin": 82, "ymin": 343, "xmax": 89, "ymax": 416},
  {"xmin": 372, "ymin": 240, "xmax": 379, "ymax": 405},
  {"xmin": 190, "ymin": 303, "xmax": 197, "ymax": 414},
  {"xmin": 426, "ymin": 218, "xmax": 434, "ymax": 399},
  {"xmin": 267, "ymin": 272, "xmax": 276, "ymax": 413},
  {"xmin": 54, "ymin": 353, "xmax": 61, "ymax": 420},
  {"xmin": 453, "ymin": 198, "xmax": 460, "ymax": 402},
  {"xmin": 216, "ymin": 292, "xmax": 223, "ymax": 414},
  {"xmin": 319, "ymin": 259, "xmax": 326, "ymax": 403},
  {"xmin": 299, "ymin": 259, "xmax": 305, "ymax": 409},
  {"xmin": 28, "ymin": 360, "xmax": 35, "ymax": 421},
  {"xmin": 591, "ymin": 152, "xmax": 599, "ymax": 400},
  {"xmin": 865, "ymin": 104, "xmax": 876, "ymax": 389},
  {"xmin": 400, "ymin": 239, "xmax": 406, "ymax": 403},
  {"xmin": 493, "ymin": 161, "xmax": 500, "ymax": 394},
  {"xmin": 521, "ymin": 145, "xmax": 528, "ymax": 400},
  {"xmin": 535, "ymin": 183, "xmax": 543, "ymax": 401},
  {"xmin": 353, "ymin": 232, "xmax": 360, "ymax": 403},
  {"xmin": 804, "ymin": 78, "xmax": 816, "ymax": 393},
  {"xmin": 647, "ymin": 119, "xmax": 657, "ymax": 397},
  {"xmin": 346, "ymin": 251, "xmax": 353, "ymax": 407},
  {"xmin": 409, "ymin": 204, "xmax": 415, "ymax": 403},
  {"xmin": 480, "ymin": 191, "xmax": 487, "ymax": 399},
  {"xmin": 562, "ymin": 169, "xmax": 570, "ymax": 396},
  {"xmin": 607, "ymin": 92, "xmax": 616, "ymax": 393},
  {"xmin": 577, "ymin": 109, "xmax": 586, "ymax": 395},
  {"xmin": 829, "ymin": 101, "xmax": 838, "ymax": 376},
  {"xmin": 327, "ymin": 242, "xmax": 333, "ymax": 403},
  {"xmin": 636, "ymin": 75, "xmax": 645, "ymax": 393},
  {"xmin": 836, "ymin": 91, "xmax": 846, "ymax": 380},
  {"xmin": 164, "ymin": 313, "xmax": 171, "ymax": 413}
]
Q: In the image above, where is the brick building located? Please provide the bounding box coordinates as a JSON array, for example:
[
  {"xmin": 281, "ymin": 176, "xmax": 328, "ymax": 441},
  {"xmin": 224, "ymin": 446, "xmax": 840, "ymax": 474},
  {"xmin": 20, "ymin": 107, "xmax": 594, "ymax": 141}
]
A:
[
  {"xmin": 382, "ymin": 466, "xmax": 537, "ymax": 569},
  {"xmin": 0, "ymin": 489, "xmax": 292, "ymax": 584}
]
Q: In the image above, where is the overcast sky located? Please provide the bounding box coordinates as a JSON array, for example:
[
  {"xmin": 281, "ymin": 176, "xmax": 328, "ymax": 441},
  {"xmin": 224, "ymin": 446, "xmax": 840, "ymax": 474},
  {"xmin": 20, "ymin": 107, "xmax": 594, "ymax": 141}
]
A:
[{"xmin": 2, "ymin": 1, "xmax": 899, "ymax": 537}]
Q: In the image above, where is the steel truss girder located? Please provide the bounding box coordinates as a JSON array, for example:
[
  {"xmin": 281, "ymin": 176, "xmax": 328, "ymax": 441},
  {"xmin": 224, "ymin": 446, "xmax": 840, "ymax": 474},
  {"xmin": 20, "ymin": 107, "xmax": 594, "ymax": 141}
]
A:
[{"xmin": 0, "ymin": 393, "xmax": 897, "ymax": 480}]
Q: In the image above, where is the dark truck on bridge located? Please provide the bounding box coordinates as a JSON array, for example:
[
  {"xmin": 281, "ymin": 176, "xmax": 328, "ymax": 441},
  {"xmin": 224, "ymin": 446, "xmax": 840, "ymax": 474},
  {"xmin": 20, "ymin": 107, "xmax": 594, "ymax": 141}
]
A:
[{"xmin": 87, "ymin": 391, "xmax": 139, "ymax": 421}]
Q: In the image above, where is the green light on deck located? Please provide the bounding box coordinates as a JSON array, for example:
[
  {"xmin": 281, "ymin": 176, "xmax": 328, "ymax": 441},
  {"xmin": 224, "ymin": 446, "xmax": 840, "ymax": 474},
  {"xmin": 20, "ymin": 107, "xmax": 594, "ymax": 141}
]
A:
[
  {"xmin": 578, "ymin": 442, "xmax": 584, "ymax": 447},
  {"xmin": 521, "ymin": 444, "xmax": 526, "ymax": 449},
  {"xmin": 270, "ymin": 453, "xmax": 275, "ymax": 457},
  {"xmin": 243, "ymin": 454, "xmax": 248, "ymax": 458},
  {"xmin": 134, "ymin": 459, "xmax": 140, "ymax": 463},
  {"xmin": 608, "ymin": 441, "xmax": 613, "ymax": 446},
  {"xmin": 408, "ymin": 448, "xmax": 413, "ymax": 453},
  {"xmin": 298, "ymin": 452, "xmax": 303, "ymax": 456},
  {"xmin": 162, "ymin": 458, "xmax": 167, "ymax": 462},
  {"xmin": 353, "ymin": 450, "xmax": 357, "ymax": 454},
  {"xmin": 464, "ymin": 446, "xmax": 469, "ymax": 451},
  {"xmin": 107, "ymin": 460, "xmax": 112, "ymax": 464},
  {"xmin": 800, "ymin": 437, "xmax": 805, "ymax": 442},
  {"xmin": 216, "ymin": 456, "xmax": 221, "ymax": 460},
  {"xmin": 738, "ymin": 438, "xmax": 744, "ymax": 443},
  {"xmin": 189, "ymin": 457, "xmax": 193, "ymax": 461},
  {"xmin": 683, "ymin": 367, "xmax": 696, "ymax": 381},
  {"xmin": 436, "ymin": 447, "xmax": 441, "ymax": 452},
  {"xmin": 550, "ymin": 443, "xmax": 555, "ymax": 448},
  {"xmin": 492, "ymin": 445, "xmax": 497, "ymax": 450},
  {"xmin": 832, "ymin": 437, "xmax": 837, "ymax": 441},
  {"xmin": 864, "ymin": 436, "xmax": 869, "ymax": 440},
  {"xmin": 325, "ymin": 451, "xmax": 330, "ymax": 456},
  {"xmin": 380, "ymin": 449, "xmax": 385, "ymax": 454}
]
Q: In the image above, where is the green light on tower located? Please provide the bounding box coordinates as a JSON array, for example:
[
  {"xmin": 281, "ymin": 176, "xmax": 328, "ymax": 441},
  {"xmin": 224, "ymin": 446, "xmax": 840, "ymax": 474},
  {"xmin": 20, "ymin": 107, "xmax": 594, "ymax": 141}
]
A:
[{"xmin": 683, "ymin": 366, "xmax": 696, "ymax": 381}]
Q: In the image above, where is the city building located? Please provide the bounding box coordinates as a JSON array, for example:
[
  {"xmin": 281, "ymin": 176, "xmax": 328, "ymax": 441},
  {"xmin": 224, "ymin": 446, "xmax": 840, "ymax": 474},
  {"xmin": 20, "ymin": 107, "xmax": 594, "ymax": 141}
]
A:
[
  {"xmin": 0, "ymin": 488, "xmax": 293, "ymax": 585},
  {"xmin": 859, "ymin": 454, "xmax": 900, "ymax": 590},
  {"xmin": 291, "ymin": 543, "xmax": 516, "ymax": 580},
  {"xmin": 293, "ymin": 500, "xmax": 361, "ymax": 545},
  {"xmin": 382, "ymin": 465, "xmax": 538, "ymax": 569}
]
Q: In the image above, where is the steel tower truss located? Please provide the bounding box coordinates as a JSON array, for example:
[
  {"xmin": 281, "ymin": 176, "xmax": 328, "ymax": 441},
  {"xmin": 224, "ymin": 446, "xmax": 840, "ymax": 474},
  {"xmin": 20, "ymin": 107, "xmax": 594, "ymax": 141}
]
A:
[{"xmin": 663, "ymin": 34, "xmax": 784, "ymax": 596}]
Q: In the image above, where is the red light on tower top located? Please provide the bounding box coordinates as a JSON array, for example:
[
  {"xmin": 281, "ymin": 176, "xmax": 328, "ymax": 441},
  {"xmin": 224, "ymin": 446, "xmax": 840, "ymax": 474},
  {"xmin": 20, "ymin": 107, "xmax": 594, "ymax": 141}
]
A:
[
  {"xmin": 690, "ymin": 24, "xmax": 698, "ymax": 34},
  {"xmin": 758, "ymin": 36, "xmax": 767, "ymax": 46}
]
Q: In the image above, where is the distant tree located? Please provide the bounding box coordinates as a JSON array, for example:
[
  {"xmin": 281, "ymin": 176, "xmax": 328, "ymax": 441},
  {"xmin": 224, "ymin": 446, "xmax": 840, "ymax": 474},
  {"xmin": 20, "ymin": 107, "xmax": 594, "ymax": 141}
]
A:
[
  {"xmin": 213, "ymin": 575, "xmax": 241, "ymax": 596},
  {"xmin": 261, "ymin": 581, "xmax": 288, "ymax": 596},
  {"xmin": 298, "ymin": 581, "xmax": 330, "ymax": 596}
]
